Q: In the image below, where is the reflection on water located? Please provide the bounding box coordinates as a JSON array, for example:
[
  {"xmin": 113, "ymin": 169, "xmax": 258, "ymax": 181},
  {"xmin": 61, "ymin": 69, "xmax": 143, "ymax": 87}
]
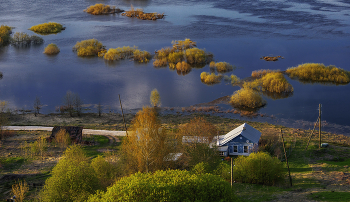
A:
[
  {"xmin": 0, "ymin": 0, "xmax": 350, "ymax": 135},
  {"xmin": 261, "ymin": 91, "xmax": 294, "ymax": 100}
]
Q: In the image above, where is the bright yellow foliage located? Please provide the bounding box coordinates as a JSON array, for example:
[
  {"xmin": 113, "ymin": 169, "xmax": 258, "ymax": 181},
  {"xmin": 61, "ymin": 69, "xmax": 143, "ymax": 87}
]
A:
[
  {"xmin": 185, "ymin": 48, "xmax": 206, "ymax": 64},
  {"xmin": 72, "ymin": 39, "xmax": 104, "ymax": 57},
  {"xmin": 200, "ymin": 72, "xmax": 222, "ymax": 84},
  {"xmin": 211, "ymin": 62, "xmax": 234, "ymax": 73},
  {"xmin": 133, "ymin": 49, "xmax": 151, "ymax": 63},
  {"xmin": 260, "ymin": 72, "xmax": 293, "ymax": 93},
  {"xmin": 85, "ymin": 4, "xmax": 111, "ymax": 15},
  {"xmin": 153, "ymin": 58, "xmax": 168, "ymax": 67},
  {"xmin": 168, "ymin": 51, "xmax": 184, "ymax": 64},
  {"xmin": 43, "ymin": 43, "xmax": 60, "ymax": 55},
  {"xmin": 176, "ymin": 61, "xmax": 191, "ymax": 73},
  {"xmin": 172, "ymin": 38, "xmax": 196, "ymax": 50},
  {"xmin": 150, "ymin": 89, "xmax": 161, "ymax": 107},
  {"xmin": 29, "ymin": 22, "xmax": 63, "ymax": 33},
  {"xmin": 230, "ymin": 88, "xmax": 266, "ymax": 109},
  {"xmin": 251, "ymin": 69, "xmax": 276, "ymax": 78},
  {"xmin": 286, "ymin": 63, "xmax": 350, "ymax": 84},
  {"xmin": 104, "ymin": 46, "xmax": 137, "ymax": 61},
  {"xmin": 155, "ymin": 47, "xmax": 172, "ymax": 59},
  {"xmin": 230, "ymin": 74, "xmax": 240, "ymax": 84},
  {"xmin": 0, "ymin": 25, "xmax": 11, "ymax": 46}
]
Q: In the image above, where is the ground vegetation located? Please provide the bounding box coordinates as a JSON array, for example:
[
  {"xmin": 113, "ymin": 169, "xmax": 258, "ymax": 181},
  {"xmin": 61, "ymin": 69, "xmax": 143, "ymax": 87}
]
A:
[
  {"xmin": 72, "ymin": 39, "xmax": 105, "ymax": 57},
  {"xmin": 29, "ymin": 22, "xmax": 63, "ymax": 34},
  {"xmin": 43, "ymin": 43, "xmax": 60, "ymax": 55}
]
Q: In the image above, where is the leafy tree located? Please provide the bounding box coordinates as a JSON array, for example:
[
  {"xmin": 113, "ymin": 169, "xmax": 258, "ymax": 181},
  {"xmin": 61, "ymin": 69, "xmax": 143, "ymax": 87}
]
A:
[
  {"xmin": 91, "ymin": 155, "xmax": 117, "ymax": 189},
  {"xmin": 121, "ymin": 107, "xmax": 172, "ymax": 174},
  {"xmin": 150, "ymin": 88, "xmax": 161, "ymax": 107},
  {"xmin": 232, "ymin": 152, "xmax": 285, "ymax": 185},
  {"xmin": 0, "ymin": 25, "xmax": 12, "ymax": 47},
  {"xmin": 40, "ymin": 145, "xmax": 100, "ymax": 202},
  {"xmin": 87, "ymin": 170, "xmax": 238, "ymax": 202}
]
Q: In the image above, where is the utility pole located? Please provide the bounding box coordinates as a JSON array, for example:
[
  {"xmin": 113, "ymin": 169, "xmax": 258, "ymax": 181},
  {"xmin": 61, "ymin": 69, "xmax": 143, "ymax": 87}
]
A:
[
  {"xmin": 231, "ymin": 157, "xmax": 233, "ymax": 187},
  {"xmin": 119, "ymin": 94, "xmax": 128, "ymax": 137},
  {"xmin": 319, "ymin": 104, "xmax": 321, "ymax": 148}
]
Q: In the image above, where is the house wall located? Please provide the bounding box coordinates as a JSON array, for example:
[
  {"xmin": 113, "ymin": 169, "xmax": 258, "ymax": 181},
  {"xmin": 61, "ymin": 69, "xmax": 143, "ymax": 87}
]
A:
[{"xmin": 223, "ymin": 134, "xmax": 258, "ymax": 156}]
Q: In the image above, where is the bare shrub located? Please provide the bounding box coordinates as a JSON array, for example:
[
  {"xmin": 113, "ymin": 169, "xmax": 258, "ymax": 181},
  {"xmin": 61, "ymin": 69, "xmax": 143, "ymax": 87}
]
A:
[
  {"xmin": 43, "ymin": 43, "xmax": 60, "ymax": 55},
  {"xmin": 11, "ymin": 180, "xmax": 29, "ymax": 202},
  {"xmin": 55, "ymin": 129, "xmax": 71, "ymax": 148}
]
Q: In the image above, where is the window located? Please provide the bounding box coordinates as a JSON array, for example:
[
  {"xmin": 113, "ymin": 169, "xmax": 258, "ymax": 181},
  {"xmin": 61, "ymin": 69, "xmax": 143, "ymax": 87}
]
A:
[
  {"xmin": 219, "ymin": 151, "xmax": 226, "ymax": 156},
  {"xmin": 233, "ymin": 146, "xmax": 238, "ymax": 153},
  {"xmin": 244, "ymin": 146, "xmax": 248, "ymax": 153}
]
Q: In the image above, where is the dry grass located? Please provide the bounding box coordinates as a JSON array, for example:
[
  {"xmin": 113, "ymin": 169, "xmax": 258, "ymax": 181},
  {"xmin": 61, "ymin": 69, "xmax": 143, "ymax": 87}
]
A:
[
  {"xmin": 43, "ymin": 43, "xmax": 60, "ymax": 55},
  {"xmin": 200, "ymin": 72, "xmax": 222, "ymax": 85},
  {"xmin": 251, "ymin": 69, "xmax": 277, "ymax": 78}
]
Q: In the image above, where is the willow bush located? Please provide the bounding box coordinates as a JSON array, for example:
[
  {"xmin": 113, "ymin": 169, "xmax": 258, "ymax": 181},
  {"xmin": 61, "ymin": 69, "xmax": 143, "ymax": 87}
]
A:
[
  {"xmin": 84, "ymin": 4, "xmax": 111, "ymax": 15},
  {"xmin": 72, "ymin": 39, "xmax": 104, "ymax": 57},
  {"xmin": 153, "ymin": 58, "xmax": 167, "ymax": 67},
  {"xmin": 251, "ymin": 69, "xmax": 276, "ymax": 78},
  {"xmin": 260, "ymin": 72, "xmax": 293, "ymax": 93},
  {"xmin": 200, "ymin": 72, "xmax": 222, "ymax": 84},
  {"xmin": 230, "ymin": 88, "xmax": 266, "ymax": 109},
  {"xmin": 230, "ymin": 74, "xmax": 240, "ymax": 85},
  {"xmin": 176, "ymin": 61, "xmax": 191, "ymax": 73},
  {"xmin": 87, "ymin": 170, "xmax": 238, "ymax": 202},
  {"xmin": 210, "ymin": 61, "xmax": 234, "ymax": 73},
  {"xmin": 10, "ymin": 32, "xmax": 44, "ymax": 46},
  {"xmin": 286, "ymin": 63, "xmax": 350, "ymax": 84},
  {"xmin": 185, "ymin": 48, "xmax": 206, "ymax": 65},
  {"xmin": 133, "ymin": 49, "xmax": 151, "ymax": 63},
  {"xmin": 0, "ymin": 25, "xmax": 12, "ymax": 46},
  {"xmin": 29, "ymin": 22, "xmax": 63, "ymax": 34},
  {"xmin": 233, "ymin": 152, "xmax": 285, "ymax": 185},
  {"xmin": 168, "ymin": 51, "xmax": 184, "ymax": 63},
  {"xmin": 43, "ymin": 43, "xmax": 60, "ymax": 55},
  {"xmin": 172, "ymin": 38, "xmax": 196, "ymax": 50}
]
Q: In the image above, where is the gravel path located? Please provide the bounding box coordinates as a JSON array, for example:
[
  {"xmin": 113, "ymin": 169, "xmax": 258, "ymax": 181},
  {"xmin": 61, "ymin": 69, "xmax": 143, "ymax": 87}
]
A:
[{"xmin": 2, "ymin": 126, "xmax": 127, "ymax": 136}]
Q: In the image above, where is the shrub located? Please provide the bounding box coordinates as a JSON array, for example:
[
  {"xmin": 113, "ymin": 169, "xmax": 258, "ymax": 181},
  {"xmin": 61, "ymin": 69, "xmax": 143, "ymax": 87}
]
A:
[
  {"xmin": 103, "ymin": 46, "xmax": 137, "ymax": 61},
  {"xmin": 72, "ymin": 39, "xmax": 104, "ymax": 57},
  {"xmin": 29, "ymin": 22, "xmax": 63, "ymax": 33},
  {"xmin": 167, "ymin": 51, "xmax": 184, "ymax": 63},
  {"xmin": 230, "ymin": 74, "xmax": 240, "ymax": 84},
  {"xmin": 43, "ymin": 43, "xmax": 60, "ymax": 55},
  {"xmin": 150, "ymin": 89, "xmax": 161, "ymax": 107},
  {"xmin": 10, "ymin": 32, "xmax": 44, "ymax": 46},
  {"xmin": 172, "ymin": 38, "xmax": 196, "ymax": 50},
  {"xmin": 286, "ymin": 63, "xmax": 350, "ymax": 84},
  {"xmin": 87, "ymin": 170, "xmax": 237, "ymax": 202},
  {"xmin": 154, "ymin": 47, "xmax": 171, "ymax": 59},
  {"xmin": 40, "ymin": 145, "xmax": 100, "ymax": 202},
  {"xmin": 55, "ymin": 129, "xmax": 71, "ymax": 148},
  {"xmin": 200, "ymin": 72, "xmax": 222, "ymax": 84},
  {"xmin": 211, "ymin": 62, "xmax": 234, "ymax": 73},
  {"xmin": 185, "ymin": 48, "xmax": 206, "ymax": 64},
  {"xmin": 260, "ymin": 72, "xmax": 293, "ymax": 93},
  {"xmin": 232, "ymin": 152, "xmax": 285, "ymax": 185},
  {"xmin": 209, "ymin": 61, "xmax": 216, "ymax": 68},
  {"xmin": 133, "ymin": 49, "xmax": 151, "ymax": 63},
  {"xmin": 213, "ymin": 161, "xmax": 231, "ymax": 181},
  {"xmin": 84, "ymin": 4, "xmax": 111, "ymax": 15},
  {"xmin": 153, "ymin": 58, "xmax": 168, "ymax": 67},
  {"xmin": 230, "ymin": 88, "xmax": 266, "ymax": 109},
  {"xmin": 191, "ymin": 162, "xmax": 210, "ymax": 175},
  {"xmin": 251, "ymin": 69, "xmax": 276, "ymax": 78},
  {"xmin": 11, "ymin": 180, "xmax": 29, "ymax": 202},
  {"xmin": 176, "ymin": 61, "xmax": 191, "ymax": 73},
  {"xmin": 91, "ymin": 155, "xmax": 117, "ymax": 189},
  {"xmin": 0, "ymin": 25, "xmax": 12, "ymax": 46}
]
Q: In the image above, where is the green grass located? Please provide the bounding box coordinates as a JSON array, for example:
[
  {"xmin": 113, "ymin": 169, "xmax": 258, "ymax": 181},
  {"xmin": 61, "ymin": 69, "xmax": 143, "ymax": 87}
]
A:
[
  {"xmin": 0, "ymin": 156, "xmax": 26, "ymax": 171},
  {"xmin": 234, "ymin": 183, "xmax": 282, "ymax": 201},
  {"xmin": 82, "ymin": 135, "xmax": 111, "ymax": 157},
  {"xmin": 308, "ymin": 191, "xmax": 350, "ymax": 201}
]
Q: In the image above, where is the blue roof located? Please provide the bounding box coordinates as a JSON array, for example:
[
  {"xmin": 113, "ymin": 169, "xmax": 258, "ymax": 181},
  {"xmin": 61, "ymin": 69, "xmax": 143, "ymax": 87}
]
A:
[{"xmin": 217, "ymin": 123, "xmax": 261, "ymax": 146}]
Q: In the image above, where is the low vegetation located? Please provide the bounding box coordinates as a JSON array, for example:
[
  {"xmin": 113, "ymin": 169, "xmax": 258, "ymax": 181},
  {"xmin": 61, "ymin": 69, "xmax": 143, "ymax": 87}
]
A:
[
  {"xmin": 210, "ymin": 61, "xmax": 234, "ymax": 73},
  {"xmin": 10, "ymin": 32, "xmax": 44, "ymax": 46},
  {"xmin": 29, "ymin": 22, "xmax": 63, "ymax": 34},
  {"xmin": 230, "ymin": 88, "xmax": 266, "ymax": 109},
  {"xmin": 84, "ymin": 4, "xmax": 121, "ymax": 15},
  {"xmin": 176, "ymin": 61, "xmax": 191, "ymax": 74},
  {"xmin": 286, "ymin": 63, "xmax": 350, "ymax": 84},
  {"xmin": 0, "ymin": 25, "xmax": 12, "ymax": 46},
  {"xmin": 251, "ymin": 69, "xmax": 277, "ymax": 78},
  {"xmin": 200, "ymin": 72, "xmax": 222, "ymax": 85},
  {"xmin": 101, "ymin": 46, "xmax": 150, "ymax": 63},
  {"xmin": 133, "ymin": 49, "xmax": 151, "ymax": 63},
  {"xmin": 121, "ymin": 6, "xmax": 164, "ymax": 20},
  {"xmin": 72, "ymin": 39, "xmax": 105, "ymax": 57},
  {"xmin": 260, "ymin": 72, "xmax": 293, "ymax": 93},
  {"xmin": 43, "ymin": 43, "xmax": 60, "ymax": 55},
  {"xmin": 230, "ymin": 74, "xmax": 240, "ymax": 85}
]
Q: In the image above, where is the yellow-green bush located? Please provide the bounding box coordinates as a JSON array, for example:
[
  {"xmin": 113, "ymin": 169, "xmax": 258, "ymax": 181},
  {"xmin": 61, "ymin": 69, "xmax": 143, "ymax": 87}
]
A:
[
  {"xmin": 104, "ymin": 46, "xmax": 137, "ymax": 61},
  {"xmin": 133, "ymin": 49, "xmax": 151, "ymax": 63},
  {"xmin": 251, "ymin": 69, "xmax": 276, "ymax": 78},
  {"xmin": 73, "ymin": 39, "xmax": 104, "ymax": 57},
  {"xmin": 176, "ymin": 61, "xmax": 191, "ymax": 73},
  {"xmin": 200, "ymin": 72, "xmax": 222, "ymax": 84},
  {"xmin": 286, "ymin": 63, "xmax": 350, "ymax": 84},
  {"xmin": 29, "ymin": 22, "xmax": 63, "ymax": 33},
  {"xmin": 230, "ymin": 88, "xmax": 266, "ymax": 109},
  {"xmin": 210, "ymin": 62, "xmax": 234, "ymax": 73},
  {"xmin": 185, "ymin": 48, "xmax": 206, "ymax": 64},
  {"xmin": 87, "ymin": 170, "xmax": 238, "ymax": 202},
  {"xmin": 153, "ymin": 58, "xmax": 168, "ymax": 67},
  {"xmin": 43, "ymin": 43, "xmax": 60, "ymax": 55},
  {"xmin": 167, "ymin": 51, "xmax": 184, "ymax": 63},
  {"xmin": 0, "ymin": 25, "xmax": 12, "ymax": 46},
  {"xmin": 233, "ymin": 152, "xmax": 284, "ymax": 185},
  {"xmin": 154, "ymin": 47, "xmax": 171, "ymax": 59},
  {"xmin": 85, "ymin": 4, "xmax": 111, "ymax": 15},
  {"xmin": 172, "ymin": 38, "xmax": 196, "ymax": 50},
  {"xmin": 260, "ymin": 72, "xmax": 293, "ymax": 93},
  {"xmin": 230, "ymin": 74, "xmax": 240, "ymax": 84}
]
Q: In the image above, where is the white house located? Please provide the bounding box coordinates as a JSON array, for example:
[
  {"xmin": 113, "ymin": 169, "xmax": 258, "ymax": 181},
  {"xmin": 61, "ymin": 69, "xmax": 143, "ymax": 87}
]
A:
[{"xmin": 213, "ymin": 123, "xmax": 261, "ymax": 156}]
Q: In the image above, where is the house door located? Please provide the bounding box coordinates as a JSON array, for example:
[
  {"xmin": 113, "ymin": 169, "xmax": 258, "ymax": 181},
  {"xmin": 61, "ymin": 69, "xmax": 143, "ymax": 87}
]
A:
[
  {"xmin": 229, "ymin": 146, "xmax": 233, "ymax": 154},
  {"xmin": 238, "ymin": 145, "xmax": 243, "ymax": 153}
]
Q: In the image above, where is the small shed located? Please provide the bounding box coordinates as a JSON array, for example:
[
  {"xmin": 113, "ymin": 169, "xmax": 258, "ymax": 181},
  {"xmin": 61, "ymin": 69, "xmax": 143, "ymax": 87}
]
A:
[
  {"xmin": 215, "ymin": 123, "xmax": 261, "ymax": 156},
  {"xmin": 49, "ymin": 126, "xmax": 83, "ymax": 143}
]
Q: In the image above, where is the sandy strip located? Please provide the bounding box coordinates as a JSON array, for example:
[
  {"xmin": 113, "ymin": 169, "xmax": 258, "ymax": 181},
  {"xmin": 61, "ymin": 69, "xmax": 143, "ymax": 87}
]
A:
[{"xmin": 2, "ymin": 126, "xmax": 126, "ymax": 136}]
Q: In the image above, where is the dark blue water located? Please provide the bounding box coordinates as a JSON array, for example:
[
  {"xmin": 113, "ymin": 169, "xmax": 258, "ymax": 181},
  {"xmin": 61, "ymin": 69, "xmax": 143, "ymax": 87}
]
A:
[{"xmin": 1, "ymin": 0, "xmax": 350, "ymax": 135}]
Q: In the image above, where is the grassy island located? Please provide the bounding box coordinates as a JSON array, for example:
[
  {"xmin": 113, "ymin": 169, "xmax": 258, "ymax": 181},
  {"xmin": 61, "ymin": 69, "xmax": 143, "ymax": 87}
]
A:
[
  {"xmin": 84, "ymin": 4, "xmax": 124, "ymax": 15},
  {"xmin": 230, "ymin": 88, "xmax": 266, "ymax": 109},
  {"xmin": 286, "ymin": 63, "xmax": 350, "ymax": 84},
  {"xmin": 200, "ymin": 72, "xmax": 222, "ymax": 85},
  {"xmin": 29, "ymin": 22, "xmax": 64, "ymax": 34},
  {"xmin": 100, "ymin": 46, "xmax": 151, "ymax": 63},
  {"xmin": 0, "ymin": 25, "xmax": 12, "ymax": 46},
  {"xmin": 210, "ymin": 61, "xmax": 234, "ymax": 73},
  {"xmin": 43, "ymin": 43, "xmax": 60, "ymax": 55},
  {"xmin": 72, "ymin": 39, "xmax": 105, "ymax": 57},
  {"xmin": 121, "ymin": 6, "xmax": 164, "ymax": 20}
]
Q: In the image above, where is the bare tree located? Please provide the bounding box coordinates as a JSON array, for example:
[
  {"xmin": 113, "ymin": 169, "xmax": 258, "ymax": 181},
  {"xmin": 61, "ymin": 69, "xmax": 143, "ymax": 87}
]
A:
[
  {"xmin": 97, "ymin": 102, "xmax": 102, "ymax": 117},
  {"xmin": 34, "ymin": 96, "xmax": 41, "ymax": 116},
  {"xmin": 74, "ymin": 93, "xmax": 83, "ymax": 116},
  {"xmin": 63, "ymin": 91, "xmax": 74, "ymax": 117}
]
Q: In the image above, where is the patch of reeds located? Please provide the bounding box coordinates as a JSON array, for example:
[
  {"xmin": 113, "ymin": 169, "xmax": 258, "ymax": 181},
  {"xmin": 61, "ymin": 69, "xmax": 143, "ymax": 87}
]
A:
[
  {"xmin": 72, "ymin": 39, "xmax": 105, "ymax": 57},
  {"xmin": 285, "ymin": 63, "xmax": 350, "ymax": 84},
  {"xmin": 210, "ymin": 61, "xmax": 234, "ymax": 73},
  {"xmin": 10, "ymin": 32, "xmax": 44, "ymax": 46},
  {"xmin": 251, "ymin": 69, "xmax": 277, "ymax": 78},
  {"xmin": 121, "ymin": 5, "xmax": 164, "ymax": 20},
  {"xmin": 29, "ymin": 22, "xmax": 63, "ymax": 34},
  {"xmin": 230, "ymin": 88, "xmax": 266, "ymax": 109},
  {"xmin": 43, "ymin": 43, "xmax": 60, "ymax": 55},
  {"xmin": 0, "ymin": 25, "xmax": 12, "ymax": 46},
  {"xmin": 200, "ymin": 72, "xmax": 222, "ymax": 85}
]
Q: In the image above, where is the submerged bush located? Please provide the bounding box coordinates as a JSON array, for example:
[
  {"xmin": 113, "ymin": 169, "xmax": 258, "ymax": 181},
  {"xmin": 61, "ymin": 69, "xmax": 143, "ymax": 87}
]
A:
[
  {"xmin": 0, "ymin": 25, "xmax": 12, "ymax": 46},
  {"xmin": 168, "ymin": 51, "xmax": 184, "ymax": 63},
  {"xmin": 43, "ymin": 43, "xmax": 60, "ymax": 55},
  {"xmin": 251, "ymin": 69, "xmax": 276, "ymax": 78},
  {"xmin": 172, "ymin": 38, "xmax": 196, "ymax": 50},
  {"xmin": 29, "ymin": 22, "xmax": 63, "ymax": 34},
  {"xmin": 200, "ymin": 72, "xmax": 222, "ymax": 85},
  {"xmin": 10, "ymin": 32, "xmax": 44, "ymax": 46},
  {"xmin": 230, "ymin": 74, "xmax": 240, "ymax": 85},
  {"xmin": 230, "ymin": 88, "xmax": 266, "ymax": 109},
  {"xmin": 185, "ymin": 48, "xmax": 206, "ymax": 65},
  {"xmin": 233, "ymin": 152, "xmax": 284, "ymax": 185},
  {"xmin": 72, "ymin": 39, "xmax": 104, "ymax": 57},
  {"xmin": 153, "ymin": 58, "xmax": 167, "ymax": 67},
  {"xmin": 260, "ymin": 72, "xmax": 293, "ymax": 93},
  {"xmin": 176, "ymin": 61, "xmax": 191, "ymax": 73},
  {"xmin": 210, "ymin": 61, "xmax": 234, "ymax": 73},
  {"xmin": 286, "ymin": 63, "xmax": 350, "ymax": 84},
  {"xmin": 85, "ymin": 4, "xmax": 111, "ymax": 15},
  {"xmin": 87, "ymin": 170, "xmax": 237, "ymax": 202},
  {"xmin": 133, "ymin": 49, "xmax": 151, "ymax": 63}
]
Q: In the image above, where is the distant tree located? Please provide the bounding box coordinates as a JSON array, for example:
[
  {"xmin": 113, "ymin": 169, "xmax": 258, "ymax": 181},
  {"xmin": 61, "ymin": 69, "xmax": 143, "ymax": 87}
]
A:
[
  {"xmin": 97, "ymin": 102, "xmax": 102, "ymax": 117},
  {"xmin": 40, "ymin": 145, "xmax": 100, "ymax": 202},
  {"xmin": 33, "ymin": 96, "xmax": 41, "ymax": 116},
  {"xmin": 74, "ymin": 93, "xmax": 83, "ymax": 116},
  {"xmin": 121, "ymin": 107, "xmax": 172, "ymax": 174},
  {"xmin": 150, "ymin": 88, "xmax": 161, "ymax": 107},
  {"xmin": 63, "ymin": 91, "xmax": 74, "ymax": 117}
]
